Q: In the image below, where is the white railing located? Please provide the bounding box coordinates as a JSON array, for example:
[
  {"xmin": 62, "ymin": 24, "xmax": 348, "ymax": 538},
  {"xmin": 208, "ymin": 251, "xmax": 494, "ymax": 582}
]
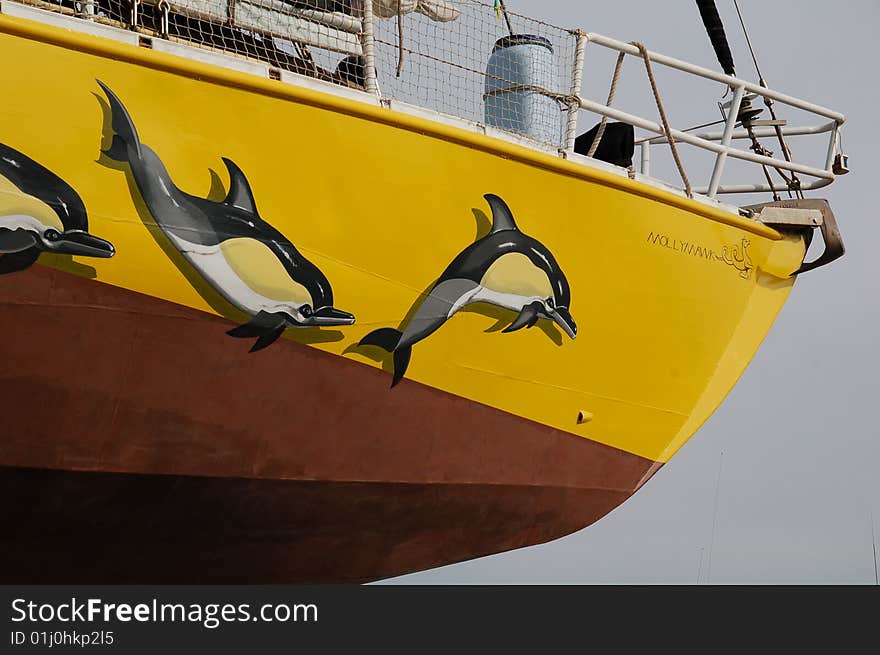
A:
[
  {"xmin": 570, "ymin": 33, "xmax": 845, "ymax": 197},
  {"xmin": 6, "ymin": 0, "xmax": 846, "ymax": 200}
]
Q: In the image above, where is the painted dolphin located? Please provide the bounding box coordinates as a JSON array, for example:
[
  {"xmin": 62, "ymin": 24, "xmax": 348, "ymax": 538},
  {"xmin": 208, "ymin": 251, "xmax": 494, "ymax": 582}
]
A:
[
  {"xmin": 359, "ymin": 194, "xmax": 576, "ymax": 386},
  {"xmin": 96, "ymin": 80, "xmax": 355, "ymax": 352},
  {"xmin": 0, "ymin": 142, "xmax": 115, "ymax": 275}
]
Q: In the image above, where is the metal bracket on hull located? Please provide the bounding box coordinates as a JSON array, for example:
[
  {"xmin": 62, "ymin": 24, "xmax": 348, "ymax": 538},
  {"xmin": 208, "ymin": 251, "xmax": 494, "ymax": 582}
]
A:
[{"xmin": 747, "ymin": 198, "xmax": 844, "ymax": 274}]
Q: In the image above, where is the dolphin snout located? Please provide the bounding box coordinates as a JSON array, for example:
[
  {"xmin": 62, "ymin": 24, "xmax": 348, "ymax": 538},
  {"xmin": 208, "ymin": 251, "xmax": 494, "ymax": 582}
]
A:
[
  {"xmin": 47, "ymin": 230, "xmax": 116, "ymax": 258},
  {"xmin": 550, "ymin": 306, "xmax": 577, "ymax": 339},
  {"xmin": 309, "ymin": 306, "xmax": 356, "ymax": 327}
]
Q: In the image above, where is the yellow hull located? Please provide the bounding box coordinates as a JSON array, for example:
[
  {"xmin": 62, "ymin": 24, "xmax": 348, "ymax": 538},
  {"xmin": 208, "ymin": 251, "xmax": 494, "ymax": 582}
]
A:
[{"xmin": 0, "ymin": 11, "xmax": 804, "ymax": 468}]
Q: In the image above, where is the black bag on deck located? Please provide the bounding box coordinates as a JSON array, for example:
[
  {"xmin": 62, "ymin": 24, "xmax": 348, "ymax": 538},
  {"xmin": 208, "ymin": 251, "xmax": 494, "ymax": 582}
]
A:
[{"xmin": 573, "ymin": 122, "xmax": 635, "ymax": 169}]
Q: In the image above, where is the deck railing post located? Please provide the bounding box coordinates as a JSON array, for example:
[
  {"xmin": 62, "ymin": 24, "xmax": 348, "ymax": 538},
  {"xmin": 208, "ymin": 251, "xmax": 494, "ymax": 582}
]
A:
[
  {"xmin": 129, "ymin": 0, "xmax": 140, "ymax": 30},
  {"xmin": 824, "ymin": 122, "xmax": 840, "ymax": 172},
  {"xmin": 640, "ymin": 141, "xmax": 650, "ymax": 176},
  {"xmin": 361, "ymin": 0, "xmax": 379, "ymax": 96},
  {"xmin": 707, "ymin": 84, "xmax": 745, "ymax": 198},
  {"xmin": 563, "ymin": 30, "xmax": 588, "ymax": 152}
]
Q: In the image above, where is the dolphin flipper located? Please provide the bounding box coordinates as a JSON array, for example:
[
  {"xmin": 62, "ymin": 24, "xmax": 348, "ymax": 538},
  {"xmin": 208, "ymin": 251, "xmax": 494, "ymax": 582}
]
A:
[
  {"xmin": 0, "ymin": 228, "xmax": 39, "ymax": 254},
  {"xmin": 227, "ymin": 310, "xmax": 290, "ymax": 352},
  {"xmin": 250, "ymin": 324, "xmax": 287, "ymax": 353},
  {"xmin": 0, "ymin": 247, "xmax": 40, "ymax": 275},
  {"xmin": 502, "ymin": 300, "xmax": 544, "ymax": 333}
]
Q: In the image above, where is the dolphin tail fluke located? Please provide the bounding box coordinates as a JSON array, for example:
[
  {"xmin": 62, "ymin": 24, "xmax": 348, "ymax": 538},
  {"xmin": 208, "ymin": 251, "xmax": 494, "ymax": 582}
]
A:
[
  {"xmin": 359, "ymin": 327, "xmax": 402, "ymax": 352},
  {"xmin": 227, "ymin": 310, "xmax": 289, "ymax": 353},
  {"xmin": 358, "ymin": 328, "xmax": 412, "ymax": 387},
  {"xmin": 96, "ymin": 79, "xmax": 142, "ymax": 159},
  {"xmin": 391, "ymin": 347, "xmax": 412, "ymax": 388}
]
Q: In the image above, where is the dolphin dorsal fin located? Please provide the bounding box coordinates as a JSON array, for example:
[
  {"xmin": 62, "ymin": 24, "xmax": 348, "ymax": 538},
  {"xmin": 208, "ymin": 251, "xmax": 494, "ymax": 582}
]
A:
[
  {"xmin": 221, "ymin": 157, "xmax": 257, "ymax": 213},
  {"xmin": 484, "ymin": 194, "xmax": 519, "ymax": 233}
]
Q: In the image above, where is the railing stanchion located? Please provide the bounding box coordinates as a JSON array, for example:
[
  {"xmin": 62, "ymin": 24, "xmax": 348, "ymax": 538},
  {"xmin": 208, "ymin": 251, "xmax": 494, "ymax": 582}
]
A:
[
  {"xmin": 578, "ymin": 96, "xmax": 832, "ymax": 181},
  {"xmin": 824, "ymin": 122, "xmax": 840, "ymax": 172},
  {"xmin": 564, "ymin": 30, "xmax": 588, "ymax": 152},
  {"xmin": 129, "ymin": 0, "xmax": 140, "ymax": 30},
  {"xmin": 640, "ymin": 141, "xmax": 650, "ymax": 176},
  {"xmin": 361, "ymin": 0, "xmax": 379, "ymax": 97},
  {"xmin": 584, "ymin": 33, "xmax": 844, "ymax": 122},
  {"xmin": 707, "ymin": 85, "xmax": 745, "ymax": 198}
]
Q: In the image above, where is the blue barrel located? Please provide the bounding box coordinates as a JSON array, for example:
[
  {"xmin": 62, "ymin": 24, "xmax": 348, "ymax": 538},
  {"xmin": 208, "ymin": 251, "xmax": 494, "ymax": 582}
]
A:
[{"xmin": 484, "ymin": 34, "xmax": 562, "ymax": 146}]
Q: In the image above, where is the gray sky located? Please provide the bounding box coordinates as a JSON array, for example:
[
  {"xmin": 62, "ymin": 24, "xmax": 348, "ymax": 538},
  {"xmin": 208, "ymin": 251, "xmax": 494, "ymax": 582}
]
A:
[{"xmin": 379, "ymin": 0, "xmax": 880, "ymax": 584}]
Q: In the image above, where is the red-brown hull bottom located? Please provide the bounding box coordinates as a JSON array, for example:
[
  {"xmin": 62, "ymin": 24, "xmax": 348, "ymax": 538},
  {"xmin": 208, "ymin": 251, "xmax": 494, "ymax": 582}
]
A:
[
  {"xmin": 0, "ymin": 466, "xmax": 635, "ymax": 583},
  {"xmin": 0, "ymin": 265, "xmax": 660, "ymax": 582}
]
